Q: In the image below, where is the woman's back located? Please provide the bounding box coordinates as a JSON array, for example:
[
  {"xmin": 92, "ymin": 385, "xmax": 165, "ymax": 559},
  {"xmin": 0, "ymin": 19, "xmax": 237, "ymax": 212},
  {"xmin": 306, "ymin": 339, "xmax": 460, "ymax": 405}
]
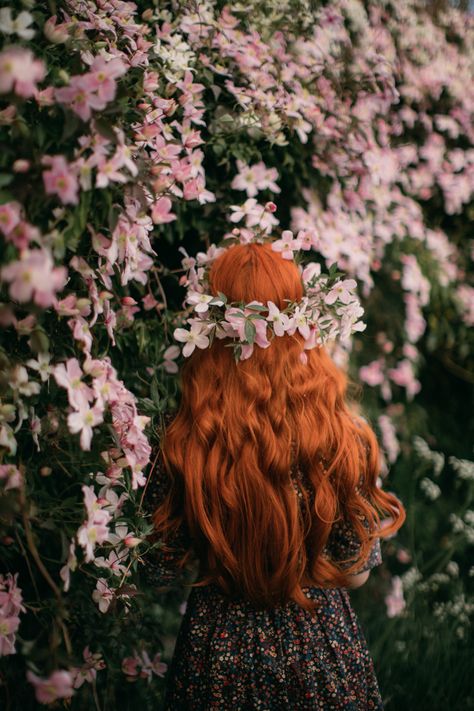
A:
[
  {"xmin": 141, "ymin": 241, "xmax": 405, "ymax": 709},
  {"xmin": 143, "ymin": 448, "xmax": 384, "ymax": 710}
]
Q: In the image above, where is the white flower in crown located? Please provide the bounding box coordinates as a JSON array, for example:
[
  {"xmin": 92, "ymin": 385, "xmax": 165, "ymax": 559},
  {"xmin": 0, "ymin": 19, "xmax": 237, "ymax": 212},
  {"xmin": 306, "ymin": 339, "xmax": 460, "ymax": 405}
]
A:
[
  {"xmin": 266, "ymin": 302, "xmax": 290, "ymax": 336},
  {"xmin": 186, "ymin": 290, "xmax": 225, "ymax": 314},
  {"xmin": 174, "ymin": 322, "xmax": 211, "ymax": 357},
  {"xmin": 171, "ymin": 228, "xmax": 366, "ymax": 363}
]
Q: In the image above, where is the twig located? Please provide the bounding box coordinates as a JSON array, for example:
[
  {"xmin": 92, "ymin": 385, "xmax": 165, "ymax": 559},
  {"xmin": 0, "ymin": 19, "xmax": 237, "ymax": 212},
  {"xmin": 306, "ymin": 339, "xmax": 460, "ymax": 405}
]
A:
[
  {"xmin": 19, "ymin": 488, "xmax": 72, "ymax": 655},
  {"xmin": 438, "ymin": 352, "xmax": 474, "ymax": 384}
]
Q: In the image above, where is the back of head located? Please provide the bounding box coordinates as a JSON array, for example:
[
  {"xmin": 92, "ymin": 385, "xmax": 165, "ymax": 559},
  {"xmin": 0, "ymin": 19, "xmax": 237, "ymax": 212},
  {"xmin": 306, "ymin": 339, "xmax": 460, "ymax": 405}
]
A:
[{"xmin": 155, "ymin": 242, "xmax": 405, "ymax": 611}]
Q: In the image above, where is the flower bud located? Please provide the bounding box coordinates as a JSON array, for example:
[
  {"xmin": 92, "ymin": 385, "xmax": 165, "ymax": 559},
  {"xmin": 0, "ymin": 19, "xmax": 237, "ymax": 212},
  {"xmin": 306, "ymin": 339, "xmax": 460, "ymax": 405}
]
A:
[
  {"xmin": 44, "ymin": 16, "xmax": 70, "ymax": 44},
  {"xmin": 13, "ymin": 159, "xmax": 30, "ymax": 173}
]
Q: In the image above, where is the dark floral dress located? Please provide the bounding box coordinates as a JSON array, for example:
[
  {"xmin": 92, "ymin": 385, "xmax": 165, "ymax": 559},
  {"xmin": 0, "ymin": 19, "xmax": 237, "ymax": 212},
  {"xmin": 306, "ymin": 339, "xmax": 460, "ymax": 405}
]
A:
[{"xmin": 141, "ymin": 451, "xmax": 384, "ymax": 711}]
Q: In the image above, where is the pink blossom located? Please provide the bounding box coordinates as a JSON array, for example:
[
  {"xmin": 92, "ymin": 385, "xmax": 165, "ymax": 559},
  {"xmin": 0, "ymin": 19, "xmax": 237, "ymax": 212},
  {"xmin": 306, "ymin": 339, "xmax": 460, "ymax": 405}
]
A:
[
  {"xmin": 0, "ymin": 572, "xmax": 25, "ymax": 655},
  {"xmin": 325, "ymin": 279, "xmax": 358, "ymax": 306},
  {"xmin": 378, "ymin": 415, "xmax": 400, "ymax": 464},
  {"xmin": 388, "ymin": 359, "xmax": 421, "ymax": 400},
  {"xmin": 271, "ymin": 230, "xmax": 301, "ymax": 260},
  {"xmin": 1, "ymin": 249, "xmax": 67, "ymax": 307},
  {"xmin": 53, "ymin": 358, "xmax": 94, "ymax": 409},
  {"xmin": 359, "ymin": 360, "xmax": 385, "ymax": 387},
  {"xmin": 42, "ymin": 155, "xmax": 79, "ymax": 205},
  {"xmin": 174, "ymin": 323, "xmax": 210, "ymax": 356},
  {"xmin": 0, "ymin": 202, "xmax": 21, "ymax": 236},
  {"xmin": 0, "ymin": 47, "xmax": 45, "ymax": 98},
  {"xmin": 231, "ymin": 160, "xmax": 280, "ymax": 197},
  {"xmin": 77, "ymin": 488, "xmax": 111, "ymax": 562},
  {"xmin": 456, "ymin": 285, "xmax": 474, "ymax": 326},
  {"xmin": 6, "ymin": 220, "xmax": 40, "ymax": 250},
  {"xmin": 163, "ymin": 345, "xmax": 180, "ymax": 373},
  {"xmin": 151, "ymin": 196, "xmax": 177, "ymax": 224},
  {"xmin": 59, "ymin": 540, "xmax": 77, "ymax": 593},
  {"xmin": 0, "ymin": 464, "xmax": 23, "ymax": 491},
  {"xmin": 44, "ymin": 15, "xmax": 70, "ymax": 44},
  {"xmin": 55, "ymin": 75, "xmax": 105, "ymax": 122},
  {"xmin": 266, "ymin": 301, "xmax": 290, "ymax": 336},
  {"xmin": 385, "ymin": 576, "xmax": 406, "ymax": 618},
  {"xmin": 92, "ymin": 578, "xmax": 114, "ymax": 613},
  {"xmin": 287, "ymin": 304, "xmax": 311, "ymax": 339},
  {"xmin": 70, "ymin": 646, "xmax": 106, "ymax": 689},
  {"xmin": 26, "ymin": 670, "xmax": 74, "ymax": 704},
  {"xmin": 89, "ymin": 56, "xmax": 127, "ymax": 102},
  {"xmin": 68, "ymin": 316, "xmax": 93, "ymax": 353},
  {"xmin": 121, "ymin": 650, "xmax": 167, "ymax": 681},
  {"xmin": 67, "ymin": 402, "xmax": 104, "ymax": 451},
  {"xmin": 94, "ymin": 550, "xmax": 130, "ymax": 577}
]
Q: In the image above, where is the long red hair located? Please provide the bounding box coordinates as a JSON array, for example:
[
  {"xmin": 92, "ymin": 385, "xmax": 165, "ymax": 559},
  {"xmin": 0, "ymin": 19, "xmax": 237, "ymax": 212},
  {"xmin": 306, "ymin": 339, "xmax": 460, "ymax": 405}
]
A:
[{"xmin": 152, "ymin": 242, "xmax": 405, "ymax": 612}]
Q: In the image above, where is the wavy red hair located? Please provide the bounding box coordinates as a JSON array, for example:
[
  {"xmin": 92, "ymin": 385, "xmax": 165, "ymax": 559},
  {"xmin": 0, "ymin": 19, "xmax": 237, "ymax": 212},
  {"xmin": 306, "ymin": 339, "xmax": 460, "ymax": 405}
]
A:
[{"xmin": 152, "ymin": 242, "xmax": 405, "ymax": 612}]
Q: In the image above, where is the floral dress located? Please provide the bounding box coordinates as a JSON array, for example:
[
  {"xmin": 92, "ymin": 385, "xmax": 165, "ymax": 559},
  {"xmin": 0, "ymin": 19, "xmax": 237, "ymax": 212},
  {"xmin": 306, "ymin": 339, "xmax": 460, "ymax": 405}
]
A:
[{"xmin": 141, "ymin": 450, "xmax": 384, "ymax": 711}]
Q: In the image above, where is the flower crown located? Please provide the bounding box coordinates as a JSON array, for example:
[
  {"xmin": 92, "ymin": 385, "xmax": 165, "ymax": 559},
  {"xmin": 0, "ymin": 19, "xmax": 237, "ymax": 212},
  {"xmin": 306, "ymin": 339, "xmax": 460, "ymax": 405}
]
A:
[{"xmin": 173, "ymin": 229, "xmax": 366, "ymax": 363}]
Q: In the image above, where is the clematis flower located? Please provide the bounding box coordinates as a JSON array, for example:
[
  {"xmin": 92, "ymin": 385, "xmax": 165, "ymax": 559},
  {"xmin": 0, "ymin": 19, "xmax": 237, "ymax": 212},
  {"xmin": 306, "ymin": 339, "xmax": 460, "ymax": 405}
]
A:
[
  {"xmin": 0, "ymin": 249, "xmax": 67, "ymax": 308},
  {"xmin": 0, "ymin": 202, "xmax": 21, "ymax": 236},
  {"xmin": 77, "ymin": 520, "xmax": 111, "ymax": 564},
  {"xmin": 59, "ymin": 540, "xmax": 77, "ymax": 593},
  {"xmin": 9, "ymin": 365, "xmax": 40, "ymax": 397},
  {"xmin": 53, "ymin": 358, "xmax": 94, "ymax": 410},
  {"xmin": 266, "ymin": 301, "xmax": 290, "ymax": 336},
  {"xmin": 325, "ymin": 279, "xmax": 358, "ymax": 305},
  {"xmin": 94, "ymin": 549, "xmax": 130, "ymax": 577},
  {"xmin": 67, "ymin": 402, "xmax": 104, "ymax": 451},
  {"xmin": 0, "ymin": 464, "xmax": 23, "ymax": 491},
  {"xmin": 162, "ymin": 345, "xmax": 180, "ymax": 373},
  {"xmin": 92, "ymin": 578, "xmax": 114, "ymax": 613},
  {"xmin": 44, "ymin": 15, "xmax": 70, "ymax": 44},
  {"xmin": 88, "ymin": 56, "xmax": 127, "ymax": 102},
  {"xmin": 42, "ymin": 155, "xmax": 79, "ymax": 205},
  {"xmin": 186, "ymin": 291, "xmax": 224, "ymax": 314},
  {"xmin": 0, "ymin": 8, "xmax": 36, "ymax": 39},
  {"xmin": 385, "ymin": 575, "xmax": 406, "ymax": 618},
  {"xmin": 359, "ymin": 360, "xmax": 385, "ymax": 387},
  {"xmin": 287, "ymin": 305, "xmax": 311, "ymax": 339},
  {"xmin": 26, "ymin": 352, "xmax": 52, "ymax": 382},
  {"xmin": 55, "ymin": 75, "xmax": 105, "ymax": 122},
  {"xmin": 271, "ymin": 230, "xmax": 301, "ymax": 260},
  {"xmin": 26, "ymin": 670, "xmax": 74, "ymax": 705},
  {"xmin": 151, "ymin": 196, "xmax": 177, "ymax": 224},
  {"xmin": 174, "ymin": 323, "xmax": 210, "ymax": 356},
  {"xmin": 0, "ymin": 47, "xmax": 45, "ymax": 98}
]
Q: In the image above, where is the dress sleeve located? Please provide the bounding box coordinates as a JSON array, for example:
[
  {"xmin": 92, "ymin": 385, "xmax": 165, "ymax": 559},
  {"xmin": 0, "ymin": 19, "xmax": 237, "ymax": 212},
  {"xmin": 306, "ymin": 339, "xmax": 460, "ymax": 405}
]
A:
[
  {"xmin": 322, "ymin": 516, "xmax": 382, "ymax": 574},
  {"xmin": 140, "ymin": 450, "xmax": 193, "ymax": 590}
]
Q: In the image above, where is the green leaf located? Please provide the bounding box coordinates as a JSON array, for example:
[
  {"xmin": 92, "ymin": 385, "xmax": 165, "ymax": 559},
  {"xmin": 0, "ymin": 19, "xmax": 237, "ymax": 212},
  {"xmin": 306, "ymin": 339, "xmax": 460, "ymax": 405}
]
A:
[
  {"xmin": 245, "ymin": 303, "xmax": 267, "ymax": 311},
  {"xmin": 244, "ymin": 319, "xmax": 256, "ymax": 344},
  {"xmin": 0, "ymin": 173, "xmax": 13, "ymax": 188}
]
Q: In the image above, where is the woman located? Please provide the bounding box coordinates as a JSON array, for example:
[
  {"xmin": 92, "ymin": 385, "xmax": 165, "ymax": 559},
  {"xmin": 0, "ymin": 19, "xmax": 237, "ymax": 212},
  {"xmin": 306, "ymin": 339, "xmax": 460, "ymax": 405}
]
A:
[{"xmin": 142, "ymin": 240, "xmax": 405, "ymax": 710}]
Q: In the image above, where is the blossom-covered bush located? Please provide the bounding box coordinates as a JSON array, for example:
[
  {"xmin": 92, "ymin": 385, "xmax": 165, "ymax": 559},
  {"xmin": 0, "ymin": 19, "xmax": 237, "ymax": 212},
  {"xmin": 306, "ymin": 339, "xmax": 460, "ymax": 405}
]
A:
[{"xmin": 0, "ymin": 0, "xmax": 473, "ymax": 707}]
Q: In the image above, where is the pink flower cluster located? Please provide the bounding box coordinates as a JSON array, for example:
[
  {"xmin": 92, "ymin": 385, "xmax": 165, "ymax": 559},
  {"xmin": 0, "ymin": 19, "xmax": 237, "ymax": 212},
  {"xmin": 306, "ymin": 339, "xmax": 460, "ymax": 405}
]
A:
[
  {"xmin": 121, "ymin": 649, "xmax": 167, "ymax": 682},
  {"xmin": 55, "ymin": 56, "xmax": 127, "ymax": 122},
  {"xmin": 69, "ymin": 646, "xmax": 106, "ymax": 689},
  {"xmin": 0, "ymin": 572, "xmax": 26, "ymax": 656}
]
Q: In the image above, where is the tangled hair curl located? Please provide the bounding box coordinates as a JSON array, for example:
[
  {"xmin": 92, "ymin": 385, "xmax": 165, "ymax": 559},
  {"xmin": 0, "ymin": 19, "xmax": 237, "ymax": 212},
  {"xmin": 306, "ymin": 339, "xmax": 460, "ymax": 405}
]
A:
[{"xmin": 152, "ymin": 243, "xmax": 405, "ymax": 612}]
